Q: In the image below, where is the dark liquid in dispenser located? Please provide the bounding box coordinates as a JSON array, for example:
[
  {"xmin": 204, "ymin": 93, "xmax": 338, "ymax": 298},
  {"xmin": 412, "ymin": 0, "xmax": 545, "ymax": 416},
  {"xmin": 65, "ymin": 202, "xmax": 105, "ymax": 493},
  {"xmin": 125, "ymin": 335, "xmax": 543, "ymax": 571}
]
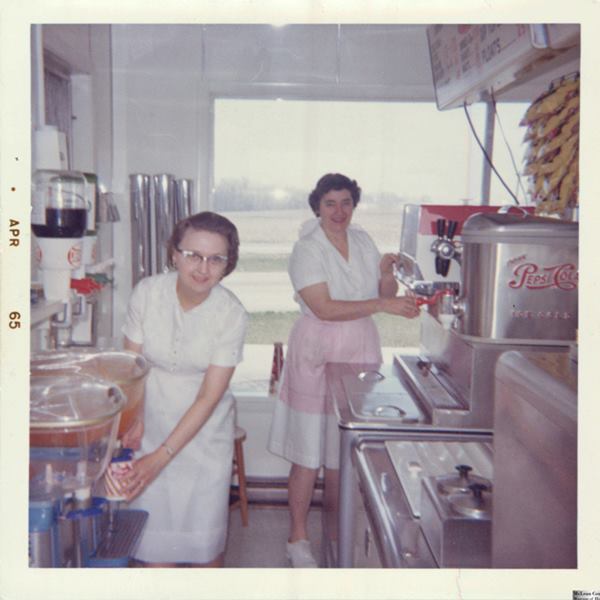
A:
[{"xmin": 32, "ymin": 208, "xmax": 87, "ymax": 238}]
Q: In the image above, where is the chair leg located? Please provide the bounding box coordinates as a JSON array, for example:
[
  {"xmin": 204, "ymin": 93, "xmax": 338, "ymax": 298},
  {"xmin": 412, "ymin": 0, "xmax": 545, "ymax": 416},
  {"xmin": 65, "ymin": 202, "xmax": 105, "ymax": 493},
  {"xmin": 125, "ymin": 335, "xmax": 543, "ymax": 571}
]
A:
[{"xmin": 234, "ymin": 438, "xmax": 249, "ymax": 527}]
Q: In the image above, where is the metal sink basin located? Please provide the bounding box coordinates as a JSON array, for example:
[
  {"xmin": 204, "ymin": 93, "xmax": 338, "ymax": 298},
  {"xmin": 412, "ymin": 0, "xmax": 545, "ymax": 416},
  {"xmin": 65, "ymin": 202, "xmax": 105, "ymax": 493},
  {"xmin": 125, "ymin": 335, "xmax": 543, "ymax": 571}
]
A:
[{"xmin": 349, "ymin": 391, "xmax": 425, "ymax": 424}]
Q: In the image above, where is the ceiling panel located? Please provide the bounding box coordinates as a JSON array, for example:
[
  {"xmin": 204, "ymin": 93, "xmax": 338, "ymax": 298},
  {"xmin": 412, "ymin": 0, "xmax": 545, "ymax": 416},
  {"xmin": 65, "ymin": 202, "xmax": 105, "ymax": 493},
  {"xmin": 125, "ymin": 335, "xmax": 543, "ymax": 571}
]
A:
[
  {"xmin": 203, "ymin": 24, "xmax": 339, "ymax": 84},
  {"xmin": 339, "ymin": 25, "xmax": 433, "ymax": 87}
]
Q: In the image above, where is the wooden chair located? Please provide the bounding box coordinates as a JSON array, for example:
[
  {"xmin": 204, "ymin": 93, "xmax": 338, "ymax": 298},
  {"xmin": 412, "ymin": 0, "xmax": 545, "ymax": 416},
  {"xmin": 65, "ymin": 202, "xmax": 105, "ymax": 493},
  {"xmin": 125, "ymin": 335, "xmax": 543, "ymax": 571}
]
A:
[{"xmin": 229, "ymin": 425, "xmax": 249, "ymax": 526}]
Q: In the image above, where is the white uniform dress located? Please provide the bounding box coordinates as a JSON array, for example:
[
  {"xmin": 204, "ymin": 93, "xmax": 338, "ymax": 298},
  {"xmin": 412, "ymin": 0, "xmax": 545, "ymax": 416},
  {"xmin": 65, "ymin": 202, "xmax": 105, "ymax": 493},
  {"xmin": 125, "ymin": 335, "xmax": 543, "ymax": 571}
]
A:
[
  {"xmin": 268, "ymin": 220, "xmax": 383, "ymax": 469},
  {"xmin": 122, "ymin": 271, "xmax": 247, "ymax": 563}
]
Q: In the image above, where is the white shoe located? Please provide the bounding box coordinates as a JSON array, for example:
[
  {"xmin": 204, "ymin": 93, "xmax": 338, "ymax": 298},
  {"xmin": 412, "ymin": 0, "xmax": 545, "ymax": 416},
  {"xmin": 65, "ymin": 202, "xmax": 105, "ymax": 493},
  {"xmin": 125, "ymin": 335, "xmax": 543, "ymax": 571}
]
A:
[{"xmin": 286, "ymin": 539, "xmax": 318, "ymax": 568}]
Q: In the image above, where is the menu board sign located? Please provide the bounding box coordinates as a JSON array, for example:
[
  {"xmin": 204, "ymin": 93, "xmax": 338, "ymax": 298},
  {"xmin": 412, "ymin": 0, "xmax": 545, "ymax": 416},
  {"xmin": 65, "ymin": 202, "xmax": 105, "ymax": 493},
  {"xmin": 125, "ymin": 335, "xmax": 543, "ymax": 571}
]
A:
[{"xmin": 427, "ymin": 24, "xmax": 538, "ymax": 109}]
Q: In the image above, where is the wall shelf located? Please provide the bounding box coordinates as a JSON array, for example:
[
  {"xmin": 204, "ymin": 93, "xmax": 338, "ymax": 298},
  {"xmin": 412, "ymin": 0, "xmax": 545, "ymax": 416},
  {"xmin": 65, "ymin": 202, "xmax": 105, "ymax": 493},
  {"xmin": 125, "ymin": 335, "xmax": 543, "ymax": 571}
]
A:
[{"xmin": 31, "ymin": 300, "xmax": 64, "ymax": 328}]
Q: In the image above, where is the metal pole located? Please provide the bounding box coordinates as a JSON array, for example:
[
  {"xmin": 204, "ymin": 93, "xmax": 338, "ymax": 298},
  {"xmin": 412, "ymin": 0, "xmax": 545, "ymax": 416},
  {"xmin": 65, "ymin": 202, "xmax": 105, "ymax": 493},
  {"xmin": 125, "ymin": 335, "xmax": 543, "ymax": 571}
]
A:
[
  {"xmin": 480, "ymin": 99, "xmax": 495, "ymax": 205},
  {"xmin": 337, "ymin": 429, "xmax": 357, "ymax": 567}
]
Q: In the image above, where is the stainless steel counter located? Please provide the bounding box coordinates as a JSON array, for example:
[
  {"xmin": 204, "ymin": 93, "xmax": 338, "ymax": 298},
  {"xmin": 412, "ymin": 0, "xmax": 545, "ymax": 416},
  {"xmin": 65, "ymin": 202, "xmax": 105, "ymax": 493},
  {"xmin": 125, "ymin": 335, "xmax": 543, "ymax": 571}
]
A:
[
  {"xmin": 325, "ymin": 359, "xmax": 493, "ymax": 568},
  {"xmin": 328, "ymin": 349, "xmax": 577, "ymax": 570},
  {"xmin": 328, "ymin": 360, "xmax": 492, "ymax": 435}
]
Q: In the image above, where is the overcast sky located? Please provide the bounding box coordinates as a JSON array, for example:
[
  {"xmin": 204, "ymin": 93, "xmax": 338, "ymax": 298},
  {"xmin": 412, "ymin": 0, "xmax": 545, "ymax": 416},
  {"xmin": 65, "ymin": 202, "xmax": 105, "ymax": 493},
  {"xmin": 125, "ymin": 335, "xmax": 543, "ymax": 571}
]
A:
[{"xmin": 215, "ymin": 99, "xmax": 528, "ymax": 204}]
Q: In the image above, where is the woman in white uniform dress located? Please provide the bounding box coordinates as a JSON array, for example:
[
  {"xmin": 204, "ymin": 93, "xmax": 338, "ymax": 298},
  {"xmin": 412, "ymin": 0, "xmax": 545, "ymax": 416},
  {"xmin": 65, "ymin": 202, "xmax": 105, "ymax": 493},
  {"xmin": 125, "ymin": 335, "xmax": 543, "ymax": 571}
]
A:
[
  {"xmin": 118, "ymin": 211, "xmax": 248, "ymax": 567},
  {"xmin": 268, "ymin": 173, "xmax": 419, "ymax": 567}
]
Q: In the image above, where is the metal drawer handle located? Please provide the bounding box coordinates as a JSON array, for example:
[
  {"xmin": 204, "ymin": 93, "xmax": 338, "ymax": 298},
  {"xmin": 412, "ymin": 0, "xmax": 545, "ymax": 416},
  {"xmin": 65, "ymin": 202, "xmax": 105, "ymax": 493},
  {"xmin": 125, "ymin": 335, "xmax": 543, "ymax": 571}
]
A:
[
  {"xmin": 373, "ymin": 405, "xmax": 405, "ymax": 418},
  {"xmin": 364, "ymin": 527, "xmax": 373, "ymax": 557}
]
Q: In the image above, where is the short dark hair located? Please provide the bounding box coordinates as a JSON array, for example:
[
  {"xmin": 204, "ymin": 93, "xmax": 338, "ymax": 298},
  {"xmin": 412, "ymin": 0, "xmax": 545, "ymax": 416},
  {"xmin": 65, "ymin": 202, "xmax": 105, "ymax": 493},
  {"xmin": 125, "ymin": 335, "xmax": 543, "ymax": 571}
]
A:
[
  {"xmin": 167, "ymin": 211, "xmax": 240, "ymax": 277},
  {"xmin": 308, "ymin": 173, "xmax": 361, "ymax": 216}
]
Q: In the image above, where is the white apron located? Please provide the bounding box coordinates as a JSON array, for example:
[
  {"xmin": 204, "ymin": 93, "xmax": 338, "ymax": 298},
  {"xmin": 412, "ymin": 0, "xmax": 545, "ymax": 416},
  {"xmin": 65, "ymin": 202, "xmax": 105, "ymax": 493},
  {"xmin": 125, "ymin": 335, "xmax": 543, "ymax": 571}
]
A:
[
  {"xmin": 129, "ymin": 369, "xmax": 234, "ymax": 563},
  {"xmin": 123, "ymin": 273, "xmax": 246, "ymax": 563}
]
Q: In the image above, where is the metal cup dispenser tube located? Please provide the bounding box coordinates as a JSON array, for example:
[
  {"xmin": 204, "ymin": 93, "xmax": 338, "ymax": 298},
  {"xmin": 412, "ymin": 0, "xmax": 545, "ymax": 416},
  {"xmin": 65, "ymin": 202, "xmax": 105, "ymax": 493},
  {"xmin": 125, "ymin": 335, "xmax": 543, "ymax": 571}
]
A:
[
  {"xmin": 129, "ymin": 173, "xmax": 194, "ymax": 283},
  {"xmin": 153, "ymin": 173, "xmax": 177, "ymax": 274},
  {"xmin": 129, "ymin": 174, "xmax": 152, "ymax": 286},
  {"xmin": 175, "ymin": 178, "xmax": 193, "ymax": 222}
]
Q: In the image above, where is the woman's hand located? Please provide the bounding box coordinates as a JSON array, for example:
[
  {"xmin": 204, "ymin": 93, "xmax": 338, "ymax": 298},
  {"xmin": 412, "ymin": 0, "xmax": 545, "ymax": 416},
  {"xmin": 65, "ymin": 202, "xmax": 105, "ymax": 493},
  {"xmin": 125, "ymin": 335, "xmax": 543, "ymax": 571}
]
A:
[
  {"xmin": 117, "ymin": 448, "xmax": 170, "ymax": 502},
  {"xmin": 379, "ymin": 253, "xmax": 399, "ymax": 277},
  {"xmin": 380, "ymin": 294, "xmax": 420, "ymax": 319},
  {"xmin": 121, "ymin": 418, "xmax": 144, "ymax": 451}
]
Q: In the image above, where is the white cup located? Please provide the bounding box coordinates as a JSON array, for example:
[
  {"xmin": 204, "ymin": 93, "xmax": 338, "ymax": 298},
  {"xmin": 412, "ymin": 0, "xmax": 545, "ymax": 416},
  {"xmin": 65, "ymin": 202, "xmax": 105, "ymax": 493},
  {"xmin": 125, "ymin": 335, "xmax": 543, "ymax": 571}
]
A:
[
  {"xmin": 34, "ymin": 237, "xmax": 82, "ymax": 301},
  {"xmin": 34, "ymin": 236, "xmax": 83, "ymax": 270}
]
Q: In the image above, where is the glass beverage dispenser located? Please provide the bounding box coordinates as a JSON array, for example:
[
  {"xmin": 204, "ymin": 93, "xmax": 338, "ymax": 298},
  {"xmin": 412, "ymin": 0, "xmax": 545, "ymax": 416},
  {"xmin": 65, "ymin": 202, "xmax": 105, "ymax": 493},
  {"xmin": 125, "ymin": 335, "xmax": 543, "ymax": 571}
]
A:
[
  {"xmin": 30, "ymin": 350, "xmax": 150, "ymax": 441},
  {"xmin": 29, "ymin": 374, "xmax": 127, "ymax": 567}
]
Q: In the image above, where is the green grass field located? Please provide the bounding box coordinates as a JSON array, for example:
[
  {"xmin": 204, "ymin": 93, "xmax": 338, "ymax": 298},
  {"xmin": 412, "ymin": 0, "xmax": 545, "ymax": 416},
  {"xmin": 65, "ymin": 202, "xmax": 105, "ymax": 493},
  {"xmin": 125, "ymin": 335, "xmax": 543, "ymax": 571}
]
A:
[
  {"xmin": 230, "ymin": 207, "xmax": 406, "ymax": 254},
  {"xmin": 237, "ymin": 254, "xmax": 289, "ymax": 272}
]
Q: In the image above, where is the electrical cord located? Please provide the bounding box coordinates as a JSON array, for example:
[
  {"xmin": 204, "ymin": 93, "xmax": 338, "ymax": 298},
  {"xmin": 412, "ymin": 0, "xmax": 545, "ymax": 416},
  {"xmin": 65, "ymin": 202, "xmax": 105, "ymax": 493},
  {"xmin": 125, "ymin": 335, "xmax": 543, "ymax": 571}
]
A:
[
  {"xmin": 463, "ymin": 100, "xmax": 521, "ymax": 205},
  {"xmin": 490, "ymin": 90, "xmax": 528, "ymax": 203}
]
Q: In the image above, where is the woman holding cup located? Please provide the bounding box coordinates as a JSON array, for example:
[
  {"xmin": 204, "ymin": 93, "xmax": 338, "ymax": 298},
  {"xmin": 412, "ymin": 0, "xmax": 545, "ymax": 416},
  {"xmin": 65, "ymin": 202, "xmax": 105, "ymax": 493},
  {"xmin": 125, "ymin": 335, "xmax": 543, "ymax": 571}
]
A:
[{"xmin": 112, "ymin": 211, "xmax": 247, "ymax": 567}]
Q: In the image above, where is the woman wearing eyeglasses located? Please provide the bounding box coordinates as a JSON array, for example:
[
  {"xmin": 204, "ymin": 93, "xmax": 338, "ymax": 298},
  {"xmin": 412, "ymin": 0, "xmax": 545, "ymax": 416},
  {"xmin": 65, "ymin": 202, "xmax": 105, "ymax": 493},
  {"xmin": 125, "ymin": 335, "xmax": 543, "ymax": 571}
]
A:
[{"xmin": 116, "ymin": 211, "xmax": 248, "ymax": 567}]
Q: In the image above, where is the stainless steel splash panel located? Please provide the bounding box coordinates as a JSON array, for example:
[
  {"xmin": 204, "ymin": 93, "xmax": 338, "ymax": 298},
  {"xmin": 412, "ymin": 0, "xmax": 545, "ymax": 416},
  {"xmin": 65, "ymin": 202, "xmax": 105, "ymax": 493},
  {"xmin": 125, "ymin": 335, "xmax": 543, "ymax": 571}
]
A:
[
  {"xmin": 129, "ymin": 174, "xmax": 152, "ymax": 285},
  {"xmin": 492, "ymin": 350, "xmax": 577, "ymax": 568},
  {"xmin": 153, "ymin": 174, "xmax": 176, "ymax": 274}
]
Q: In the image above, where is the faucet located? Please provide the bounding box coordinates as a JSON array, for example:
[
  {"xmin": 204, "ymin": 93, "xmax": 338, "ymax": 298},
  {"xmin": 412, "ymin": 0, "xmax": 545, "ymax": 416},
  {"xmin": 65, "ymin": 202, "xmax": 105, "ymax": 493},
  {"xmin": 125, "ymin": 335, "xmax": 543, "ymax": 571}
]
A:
[{"xmin": 430, "ymin": 218, "xmax": 462, "ymax": 276}]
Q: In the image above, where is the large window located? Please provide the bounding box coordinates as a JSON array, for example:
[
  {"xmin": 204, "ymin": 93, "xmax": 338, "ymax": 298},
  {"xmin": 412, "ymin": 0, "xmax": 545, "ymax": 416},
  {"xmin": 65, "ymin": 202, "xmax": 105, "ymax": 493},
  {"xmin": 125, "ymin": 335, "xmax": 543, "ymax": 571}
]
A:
[{"xmin": 214, "ymin": 99, "xmax": 528, "ymax": 352}]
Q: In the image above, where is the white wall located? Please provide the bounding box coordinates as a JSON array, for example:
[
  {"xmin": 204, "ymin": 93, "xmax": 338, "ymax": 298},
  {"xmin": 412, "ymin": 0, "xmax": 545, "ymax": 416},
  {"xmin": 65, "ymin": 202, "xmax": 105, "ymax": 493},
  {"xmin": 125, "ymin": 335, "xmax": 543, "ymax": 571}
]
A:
[{"xmin": 110, "ymin": 25, "xmax": 209, "ymax": 337}]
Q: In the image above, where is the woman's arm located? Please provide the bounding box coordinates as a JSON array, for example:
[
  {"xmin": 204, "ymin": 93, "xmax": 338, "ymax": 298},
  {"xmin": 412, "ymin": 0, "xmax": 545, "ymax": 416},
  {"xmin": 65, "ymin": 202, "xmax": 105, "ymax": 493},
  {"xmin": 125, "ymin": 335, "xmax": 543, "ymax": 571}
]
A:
[
  {"xmin": 159, "ymin": 364, "xmax": 235, "ymax": 459},
  {"xmin": 120, "ymin": 363, "xmax": 235, "ymax": 501},
  {"xmin": 299, "ymin": 282, "xmax": 419, "ymax": 322},
  {"xmin": 120, "ymin": 336, "xmax": 144, "ymax": 449},
  {"xmin": 378, "ymin": 253, "xmax": 399, "ymax": 298},
  {"xmin": 124, "ymin": 336, "xmax": 142, "ymax": 354}
]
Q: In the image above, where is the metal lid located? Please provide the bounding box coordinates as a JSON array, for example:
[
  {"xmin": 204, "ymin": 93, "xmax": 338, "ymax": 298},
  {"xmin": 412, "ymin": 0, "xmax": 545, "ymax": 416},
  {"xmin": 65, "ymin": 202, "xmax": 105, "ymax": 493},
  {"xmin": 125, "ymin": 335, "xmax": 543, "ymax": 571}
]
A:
[
  {"xmin": 462, "ymin": 212, "xmax": 578, "ymax": 244},
  {"xmin": 31, "ymin": 350, "xmax": 150, "ymax": 386},
  {"xmin": 30, "ymin": 374, "xmax": 126, "ymax": 429},
  {"xmin": 448, "ymin": 483, "xmax": 492, "ymax": 519},
  {"xmin": 436, "ymin": 464, "xmax": 492, "ymax": 495},
  {"xmin": 32, "ymin": 169, "xmax": 87, "ymax": 208}
]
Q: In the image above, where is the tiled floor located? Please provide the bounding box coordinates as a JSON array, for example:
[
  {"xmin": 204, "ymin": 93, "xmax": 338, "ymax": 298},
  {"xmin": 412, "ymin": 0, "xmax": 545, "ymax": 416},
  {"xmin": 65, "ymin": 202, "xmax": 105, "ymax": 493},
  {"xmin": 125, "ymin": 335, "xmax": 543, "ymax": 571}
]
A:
[{"xmin": 224, "ymin": 505, "xmax": 323, "ymax": 568}]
